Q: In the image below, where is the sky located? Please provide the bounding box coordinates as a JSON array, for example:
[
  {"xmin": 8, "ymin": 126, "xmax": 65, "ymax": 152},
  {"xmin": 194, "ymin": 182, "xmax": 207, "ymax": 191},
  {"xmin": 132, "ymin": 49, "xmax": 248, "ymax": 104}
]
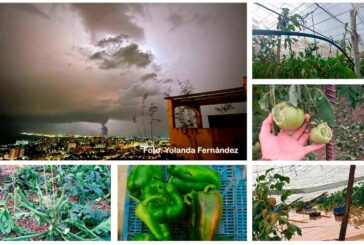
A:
[{"xmin": 0, "ymin": 3, "xmax": 246, "ymax": 143}]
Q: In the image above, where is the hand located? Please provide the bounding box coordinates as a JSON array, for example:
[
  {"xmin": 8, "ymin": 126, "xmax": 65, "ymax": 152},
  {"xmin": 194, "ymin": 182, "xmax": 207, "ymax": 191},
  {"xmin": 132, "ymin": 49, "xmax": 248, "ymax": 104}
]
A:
[{"xmin": 259, "ymin": 113, "xmax": 325, "ymax": 160}]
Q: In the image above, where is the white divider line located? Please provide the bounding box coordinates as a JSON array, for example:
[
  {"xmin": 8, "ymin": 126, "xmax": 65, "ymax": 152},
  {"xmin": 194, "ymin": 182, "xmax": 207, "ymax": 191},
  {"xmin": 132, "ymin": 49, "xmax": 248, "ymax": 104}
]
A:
[{"xmin": 111, "ymin": 164, "xmax": 118, "ymax": 242}]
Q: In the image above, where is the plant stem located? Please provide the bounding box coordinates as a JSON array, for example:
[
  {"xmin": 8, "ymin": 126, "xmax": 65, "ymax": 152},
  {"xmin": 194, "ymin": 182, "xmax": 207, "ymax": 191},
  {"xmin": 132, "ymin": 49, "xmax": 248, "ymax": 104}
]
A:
[
  {"xmin": 2, "ymin": 231, "xmax": 48, "ymax": 241},
  {"xmin": 66, "ymin": 230, "xmax": 99, "ymax": 241},
  {"xmin": 269, "ymin": 85, "xmax": 277, "ymax": 134}
]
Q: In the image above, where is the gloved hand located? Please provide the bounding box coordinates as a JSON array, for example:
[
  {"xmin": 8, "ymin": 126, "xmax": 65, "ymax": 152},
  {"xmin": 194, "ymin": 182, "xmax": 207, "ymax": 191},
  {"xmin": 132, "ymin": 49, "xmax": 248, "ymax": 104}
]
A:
[{"xmin": 259, "ymin": 113, "xmax": 325, "ymax": 160}]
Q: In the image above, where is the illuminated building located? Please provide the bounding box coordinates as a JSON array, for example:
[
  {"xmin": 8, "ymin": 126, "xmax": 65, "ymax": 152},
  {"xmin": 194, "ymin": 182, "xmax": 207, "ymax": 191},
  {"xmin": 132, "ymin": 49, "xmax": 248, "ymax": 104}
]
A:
[{"xmin": 9, "ymin": 148, "xmax": 25, "ymax": 160}]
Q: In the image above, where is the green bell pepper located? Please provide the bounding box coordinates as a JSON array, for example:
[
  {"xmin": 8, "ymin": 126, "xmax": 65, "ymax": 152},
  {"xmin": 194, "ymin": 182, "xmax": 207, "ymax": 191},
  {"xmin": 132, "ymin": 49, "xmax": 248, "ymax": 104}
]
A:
[
  {"xmin": 184, "ymin": 185, "xmax": 223, "ymax": 240},
  {"xmin": 144, "ymin": 181, "xmax": 186, "ymax": 223},
  {"xmin": 129, "ymin": 194, "xmax": 171, "ymax": 241},
  {"xmin": 168, "ymin": 176, "xmax": 212, "ymax": 194},
  {"xmin": 131, "ymin": 233, "xmax": 156, "ymax": 241},
  {"xmin": 127, "ymin": 166, "xmax": 164, "ymax": 198},
  {"xmin": 140, "ymin": 179, "xmax": 166, "ymax": 199},
  {"xmin": 167, "ymin": 165, "xmax": 222, "ymax": 193}
]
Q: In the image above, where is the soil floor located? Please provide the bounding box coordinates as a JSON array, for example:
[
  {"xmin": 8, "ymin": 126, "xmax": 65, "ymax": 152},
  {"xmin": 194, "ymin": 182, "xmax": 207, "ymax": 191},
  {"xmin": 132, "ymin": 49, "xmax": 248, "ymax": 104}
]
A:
[{"xmin": 290, "ymin": 210, "xmax": 364, "ymax": 241}]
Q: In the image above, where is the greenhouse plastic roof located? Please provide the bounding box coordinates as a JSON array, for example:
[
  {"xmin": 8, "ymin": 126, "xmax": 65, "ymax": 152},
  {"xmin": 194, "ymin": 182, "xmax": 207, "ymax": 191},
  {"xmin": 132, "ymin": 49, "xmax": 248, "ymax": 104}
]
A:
[
  {"xmin": 253, "ymin": 165, "xmax": 364, "ymax": 202},
  {"xmin": 253, "ymin": 3, "xmax": 364, "ymax": 48}
]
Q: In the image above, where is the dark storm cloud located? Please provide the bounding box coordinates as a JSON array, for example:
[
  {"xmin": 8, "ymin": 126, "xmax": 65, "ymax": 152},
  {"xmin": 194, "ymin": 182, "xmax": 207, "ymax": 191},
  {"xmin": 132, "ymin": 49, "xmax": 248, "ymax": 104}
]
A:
[
  {"xmin": 95, "ymin": 34, "xmax": 130, "ymax": 48},
  {"xmin": 0, "ymin": 103, "xmax": 111, "ymax": 125},
  {"xmin": 103, "ymin": 74, "xmax": 176, "ymax": 125},
  {"xmin": 140, "ymin": 72, "xmax": 158, "ymax": 81},
  {"xmin": 89, "ymin": 51, "xmax": 107, "ymax": 60},
  {"xmin": 90, "ymin": 43, "xmax": 154, "ymax": 69},
  {"xmin": 0, "ymin": 72, "xmax": 173, "ymax": 126},
  {"xmin": 119, "ymin": 75, "xmax": 175, "ymax": 104},
  {"xmin": 71, "ymin": 3, "xmax": 145, "ymax": 41},
  {"xmin": 89, "ymin": 35, "xmax": 154, "ymax": 69},
  {"xmin": 116, "ymin": 74, "xmax": 173, "ymax": 104}
]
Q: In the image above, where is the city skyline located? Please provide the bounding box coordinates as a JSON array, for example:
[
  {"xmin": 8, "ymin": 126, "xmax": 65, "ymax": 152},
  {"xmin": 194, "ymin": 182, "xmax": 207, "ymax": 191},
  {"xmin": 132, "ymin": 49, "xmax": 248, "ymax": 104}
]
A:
[{"xmin": 0, "ymin": 3, "xmax": 246, "ymax": 144}]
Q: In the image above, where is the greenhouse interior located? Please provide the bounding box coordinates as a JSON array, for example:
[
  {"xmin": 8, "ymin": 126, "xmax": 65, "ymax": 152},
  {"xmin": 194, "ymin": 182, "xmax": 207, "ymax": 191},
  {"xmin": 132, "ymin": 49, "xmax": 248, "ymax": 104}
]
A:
[
  {"xmin": 253, "ymin": 165, "xmax": 364, "ymax": 241},
  {"xmin": 253, "ymin": 3, "xmax": 364, "ymax": 78}
]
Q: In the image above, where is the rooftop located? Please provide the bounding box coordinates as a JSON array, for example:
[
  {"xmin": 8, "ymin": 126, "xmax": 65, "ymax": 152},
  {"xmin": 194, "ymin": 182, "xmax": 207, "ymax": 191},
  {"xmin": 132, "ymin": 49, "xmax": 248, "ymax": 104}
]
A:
[{"xmin": 164, "ymin": 87, "xmax": 246, "ymax": 105}]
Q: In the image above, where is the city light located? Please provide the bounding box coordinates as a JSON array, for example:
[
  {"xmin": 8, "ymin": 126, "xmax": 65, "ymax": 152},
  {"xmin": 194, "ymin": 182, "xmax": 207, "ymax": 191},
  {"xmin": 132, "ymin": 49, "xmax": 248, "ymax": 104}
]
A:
[{"xmin": 0, "ymin": 133, "xmax": 172, "ymax": 160}]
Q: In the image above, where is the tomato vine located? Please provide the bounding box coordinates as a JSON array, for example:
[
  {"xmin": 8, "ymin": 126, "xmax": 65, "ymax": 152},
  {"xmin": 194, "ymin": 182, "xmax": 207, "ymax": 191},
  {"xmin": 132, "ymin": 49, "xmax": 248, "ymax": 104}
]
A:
[
  {"xmin": 253, "ymin": 8, "xmax": 360, "ymax": 79},
  {"xmin": 253, "ymin": 168, "xmax": 301, "ymax": 241}
]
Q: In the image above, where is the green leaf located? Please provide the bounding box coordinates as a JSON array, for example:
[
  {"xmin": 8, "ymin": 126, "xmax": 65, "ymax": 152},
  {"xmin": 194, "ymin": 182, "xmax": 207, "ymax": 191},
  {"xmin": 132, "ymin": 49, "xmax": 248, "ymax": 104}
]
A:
[
  {"xmin": 265, "ymin": 168, "xmax": 274, "ymax": 175},
  {"xmin": 287, "ymin": 223, "xmax": 301, "ymax": 236},
  {"xmin": 258, "ymin": 175, "xmax": 266, "ymax": 181},
  {"xmin": 0, "ymin": 208, "xmax": 20, "ymax": 235},
  {"xmin": 288, "ymin": 85, "xmax": 298, "ymax": 107},
  {"xmin": 281, "ymin": 190, "xmax": 292, "ymax": 202},
  {"xmin": 273, "ymin": 174, "xmax": 290, "ymax": 183},
  {"xmin": 258, "ymin": 92, "xmax": 270, "ymax": 112},
  {"xmin": 316, "ymin": 95, "xmax": 335, "ymax": 125},
  {"xmin": 296, "ymin": 226, "xmax": 302, "ymax": 236},
  {"xmin": 274, "ymin": 182, "xmax": 285, "ymax": 191},
  {"xmin": 91, "ymin": 217, "xmax": 110, "ymax": 235},
  {"xmin": 288, "ymin": 24, "xmax": 295, "ymax": 31}
]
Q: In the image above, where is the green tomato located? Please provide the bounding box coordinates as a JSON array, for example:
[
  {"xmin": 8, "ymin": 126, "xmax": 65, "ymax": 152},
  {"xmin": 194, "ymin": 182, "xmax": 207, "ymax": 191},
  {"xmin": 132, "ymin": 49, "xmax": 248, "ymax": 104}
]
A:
[
  {"xmin": 272, "ymin": 102, "xmax": 305, "ymax": 131},
  {"xmin": 253, "ymin": 142, "xmax": 260, "ymax": 152},
  {"xmin": 310, "ymin": 122, "xmax": 332, "ymax": 144}
]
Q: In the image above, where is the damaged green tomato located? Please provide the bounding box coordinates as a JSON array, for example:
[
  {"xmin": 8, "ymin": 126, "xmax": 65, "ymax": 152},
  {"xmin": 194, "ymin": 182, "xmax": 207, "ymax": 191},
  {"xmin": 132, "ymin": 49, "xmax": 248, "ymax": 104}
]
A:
[
  {"xmin": 272, "ymin": 102, "xmax": 305, "ymax": 131},
  {"xmin": 310, "ymin": 122, "xmax": 333, "ymax": 144}
]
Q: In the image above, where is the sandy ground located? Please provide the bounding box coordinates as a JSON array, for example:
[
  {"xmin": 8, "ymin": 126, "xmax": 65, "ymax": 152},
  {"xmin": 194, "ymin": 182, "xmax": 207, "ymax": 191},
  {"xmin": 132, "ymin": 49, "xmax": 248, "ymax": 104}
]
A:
[
  {"xmin": 290, "ymin": 211, "xmax": 364, "ymax": 241},
  {"xmin": 0, "ymin": 165, "xmax": 19, "ymax": 177}
]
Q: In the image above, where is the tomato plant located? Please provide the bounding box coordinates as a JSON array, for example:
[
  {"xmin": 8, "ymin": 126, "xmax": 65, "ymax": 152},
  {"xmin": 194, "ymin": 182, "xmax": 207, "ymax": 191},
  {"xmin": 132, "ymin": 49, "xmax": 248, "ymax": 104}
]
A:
[
  {"xmin": 253, "ymin": 8, "xmax": 359, "ymax": 79},
  {"xmin": 253, "ymin": 85, "xmax": 334, "ymax": 160},
  {"xmin": 315, "ymin": 181, "xmax": 364, "ymax": 210},
  {"xmin": 0, "ymin": 165, "xmax": 111, "ymax": 241},
  {"xmin": 290, "ymin": 181, "xmax": 364, "ymax": 228},
  {"xmin": 253, "ymin": 49, "xmax": 358, "ymax": 79},
  {"xmin": 253, "ymin": 85, "xmax": 364, "ymax": 160},
  {"xmin": 276, "ymin": 8, "xmax": 303, "ymax": 55},
  {"xmin": 253, "ymin": 168, "xmax": 301, "ymax": 241}
]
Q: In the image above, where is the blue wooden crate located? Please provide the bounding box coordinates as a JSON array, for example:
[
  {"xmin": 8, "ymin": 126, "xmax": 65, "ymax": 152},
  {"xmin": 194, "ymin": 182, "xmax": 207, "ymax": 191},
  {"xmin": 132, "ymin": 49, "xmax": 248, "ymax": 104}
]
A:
[{"xmin": 122, "ymin": 165, "xmax": 247, "ymax": 241}]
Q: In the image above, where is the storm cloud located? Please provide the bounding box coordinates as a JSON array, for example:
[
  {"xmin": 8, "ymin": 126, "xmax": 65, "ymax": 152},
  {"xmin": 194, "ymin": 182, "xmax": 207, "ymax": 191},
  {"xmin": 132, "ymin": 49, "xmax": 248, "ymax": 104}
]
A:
[
  {"xmin": 140, "ymin": 72, "xmax": 158, "ymax": 81},
  {"xmin": 0, "ymin": 3, "xmax": 246, "ymax": 142},
  {"xmin": 71, "ymin": 3, "xmax": 145, "ymax": 41},
  {"xmin": 90, "ymin": 42, "xmax": 154, "ymax": 69}
]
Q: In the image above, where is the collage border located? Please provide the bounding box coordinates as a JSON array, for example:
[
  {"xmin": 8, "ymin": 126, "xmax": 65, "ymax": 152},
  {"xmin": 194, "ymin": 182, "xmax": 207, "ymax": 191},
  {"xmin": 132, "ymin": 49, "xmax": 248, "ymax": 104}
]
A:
[{"xmin": 1, "ymin": 0, "xmax": 364, "ymax": 244}]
